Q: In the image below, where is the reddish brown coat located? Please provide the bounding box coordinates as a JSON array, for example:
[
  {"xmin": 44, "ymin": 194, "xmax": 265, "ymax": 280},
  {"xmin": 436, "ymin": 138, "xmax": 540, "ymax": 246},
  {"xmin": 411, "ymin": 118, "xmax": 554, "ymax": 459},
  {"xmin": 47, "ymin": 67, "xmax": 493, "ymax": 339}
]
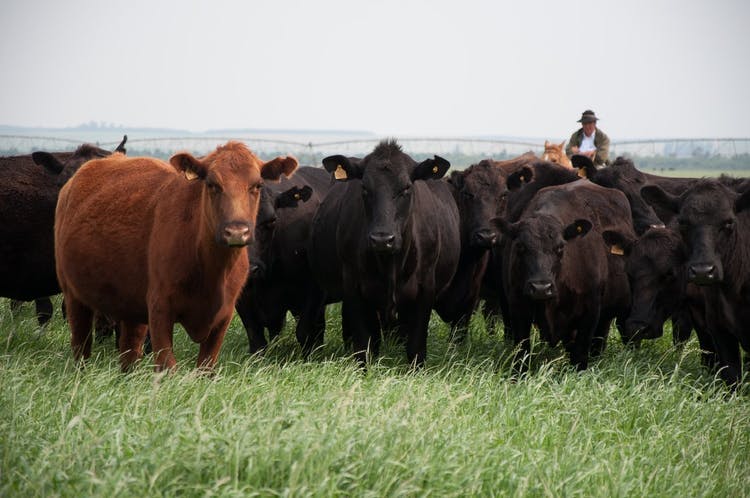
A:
[{"xmin": 55, "ymin": 142, "xmax": 298, "ymax": 371}]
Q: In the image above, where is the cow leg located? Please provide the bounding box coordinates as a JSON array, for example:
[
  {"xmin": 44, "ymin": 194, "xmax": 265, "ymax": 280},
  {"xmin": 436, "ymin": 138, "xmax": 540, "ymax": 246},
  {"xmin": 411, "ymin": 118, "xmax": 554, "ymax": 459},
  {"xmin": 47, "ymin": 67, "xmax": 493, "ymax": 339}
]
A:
[
  {"xmin": 118, "ymin": 322, "xmax": 149, "ymax": 372},
  {"xmin": 34, "ymin": 298, "xmax": 54, "ymax": 326},
  {"xmin": 402, "ymin": 300, "xmax": 432, "ymax": 368},
  {"xmin": 235, "ymin": 290, "xmax": 268, "ymax": 354},
  {"xmin": 571, "ymin": 309, "xmax": 601, "ymax": 371},
  {"xmin": 449, "ymin": 314, "xmax": 471, "ymax": 344},
  {"xmin": 590, "ymin": 317, "xmax": 611, "ymax": 358},
  {"xmin": 296, "ymin": 287, "xmax": 327, "ymax": 358},
  {"xmin": 66, "ymin": 297, "xmax": 94, "ymax": 362},
  {"xmin": 344, "ymin": 297, "xmax": 379, "ymax": 366},
  {"xmin": 149, "ymin": 314, "xmax": 177, "ymax": 372},
  {"xmin": 510, "ymin": 306, "xmax": 533, "ymax": 373},
  {"xmin": 196, "ymin": 317, "xmax": 231, "ymax": 371},
  {"xmin": 671, "ymin": 309, "xmax": 693, "ymax": 346},
  {"xmin": 712, "ymin": 328, "xmax": 742, "ymax": 387}
]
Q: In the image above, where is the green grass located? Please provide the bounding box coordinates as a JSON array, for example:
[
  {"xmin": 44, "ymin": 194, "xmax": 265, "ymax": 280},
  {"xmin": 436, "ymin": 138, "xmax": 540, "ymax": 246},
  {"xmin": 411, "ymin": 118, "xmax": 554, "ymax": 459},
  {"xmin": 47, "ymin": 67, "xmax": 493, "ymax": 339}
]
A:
[{"xmin": 1, "ymin": 298, "xmax": 749, "ymax": 497}]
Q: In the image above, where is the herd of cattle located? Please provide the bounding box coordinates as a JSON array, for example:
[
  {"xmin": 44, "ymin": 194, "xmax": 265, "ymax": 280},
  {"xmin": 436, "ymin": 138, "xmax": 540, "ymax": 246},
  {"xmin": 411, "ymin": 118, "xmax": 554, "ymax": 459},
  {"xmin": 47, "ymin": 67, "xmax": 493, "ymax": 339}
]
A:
[{"xmin": 1, "ymin": 136, "xmax": 749, "ymax": 385}]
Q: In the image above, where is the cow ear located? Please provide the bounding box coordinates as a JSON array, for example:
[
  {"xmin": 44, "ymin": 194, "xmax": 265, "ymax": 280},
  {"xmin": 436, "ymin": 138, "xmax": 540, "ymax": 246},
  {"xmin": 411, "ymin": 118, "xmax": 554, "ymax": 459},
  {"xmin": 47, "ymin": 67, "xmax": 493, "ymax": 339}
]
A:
[
  {"xmin": 601, "ymin": 229, "xmax": 635, "ymax": 256},
  {"xmin": 735, "ymin": 190, "xmax": 750, "ymax": 214},
  {"xmin": 275, "ymin": 185, "xmax": 313, "ymax": 209},
  {"xmin": 641, "ymin": 185, "xmax": 679, "ymax": 214},
  {"xmin": 262, "ymin": 155, "xmax": 299, "ymax": 182},
  {"xmin": 322, "ymin": 155, "xmax": 363, "ymax": 181},
  {"xmin": 571, "ymin": 154, "xmax": 595, "ymax": 179},
  {"xmin": 507, "ymin": 166, "xmax": 533, "ymax": 190},
  {"xmin": 563, "ymin": 219, "xmax": 592, "ymax": 240},
  {"xmin": 170, "ymin": 152, "xmax": 207, "ymax": 180},
  {"xmin": 544, "ymin": 140, "xmax": 550, "ymax": 148},
  {"xmin": 114, "ymin": 134, "xmax": 127, "ymax": 154},
  {"xmin": 412, "ymin": 155, "xmax": 450, "ymax": 181},
  {"xmin": 32, "ymin": 151, "xmax": 64, "ymax": 174},
  {"xmin": 491, "ymin": 216, "xmax": 519, "ymax": 239}
]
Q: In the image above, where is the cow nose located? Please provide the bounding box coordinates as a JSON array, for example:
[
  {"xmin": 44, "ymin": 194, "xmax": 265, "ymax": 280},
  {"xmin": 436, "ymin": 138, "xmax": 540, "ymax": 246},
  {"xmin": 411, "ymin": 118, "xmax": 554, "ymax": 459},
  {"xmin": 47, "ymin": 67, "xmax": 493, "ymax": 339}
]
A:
[
  {"xmin": 249, "ymin": 261, "xmax": 266, "ymax": 279},
  {"xmin": 369, "ymin": 232, "xmax": 396, "ymax": 251},
  {"xmin": 688, "ymin": 263, "xmax": 718, "ymax": 284},
  {"xmin": 525, "ymin": 281, "xmax": 554, "ymax": 300},
  {"xmin": 223, "ymin": 223, "xmax": 252, "ymax": 246},
  {"xmin": 471, "ymin": 228, "xmax": 497, "ymax": 248}
]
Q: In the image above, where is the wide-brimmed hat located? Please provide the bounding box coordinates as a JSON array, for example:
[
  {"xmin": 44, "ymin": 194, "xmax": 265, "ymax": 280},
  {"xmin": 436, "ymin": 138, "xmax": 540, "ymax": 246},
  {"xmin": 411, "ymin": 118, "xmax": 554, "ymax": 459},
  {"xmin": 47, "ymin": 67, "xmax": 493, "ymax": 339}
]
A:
[{"xmin": 577, "ymin": 110, "xmax": 599, "ymax": 123}]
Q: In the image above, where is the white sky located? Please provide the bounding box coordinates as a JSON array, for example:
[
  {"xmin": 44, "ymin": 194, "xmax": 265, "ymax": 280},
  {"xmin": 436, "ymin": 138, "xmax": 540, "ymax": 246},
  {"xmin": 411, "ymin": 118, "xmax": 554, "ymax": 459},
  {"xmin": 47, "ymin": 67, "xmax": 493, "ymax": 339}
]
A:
[{"xmin": 1, "ymin": 0, "xmax": 749, "ymax": 140}]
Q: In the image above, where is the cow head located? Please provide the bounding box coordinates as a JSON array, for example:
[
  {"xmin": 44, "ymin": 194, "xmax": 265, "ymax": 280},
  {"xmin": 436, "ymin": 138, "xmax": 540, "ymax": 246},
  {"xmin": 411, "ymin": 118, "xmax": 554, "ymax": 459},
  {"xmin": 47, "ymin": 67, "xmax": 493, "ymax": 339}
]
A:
[
  {"xmin": 641, "ymin": 180, "xmax": 750, "ymax": 286},
  {"xmin": 249, "ymin": 183, "xmax": 312, "ymax": 279},
  {"xmin": 32, "ymin": 135, "xmax": 128, "ymax": 179},
  {"xmin": 603, "ymin": 227, "xmax": 686, "ymax": 344},
  {"xmin": 494, "ymin": 214, "xmax": 592, "ymax": 300},
  {"xmin": 449, "ymin": 161, "xmax": 533, "ymax": 250},
  {"xmin": 170, "ymin": 141, "xmax": 298, "ymax": 247},
  {"xmin": 323, "ymin": 139, "xmax": 449, "ymax": 254},
  {"xmin": 585, "ymin": 157, "xmax": 665, "ymax": 235}
]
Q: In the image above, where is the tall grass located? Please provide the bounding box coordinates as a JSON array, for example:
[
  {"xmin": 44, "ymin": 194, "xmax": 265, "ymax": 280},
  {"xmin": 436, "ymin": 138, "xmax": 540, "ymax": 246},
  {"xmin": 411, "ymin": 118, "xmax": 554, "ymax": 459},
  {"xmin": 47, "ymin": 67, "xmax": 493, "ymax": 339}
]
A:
[{"xmin": 1, "ymin": 298, "xmax": 749, "ymax": 497}]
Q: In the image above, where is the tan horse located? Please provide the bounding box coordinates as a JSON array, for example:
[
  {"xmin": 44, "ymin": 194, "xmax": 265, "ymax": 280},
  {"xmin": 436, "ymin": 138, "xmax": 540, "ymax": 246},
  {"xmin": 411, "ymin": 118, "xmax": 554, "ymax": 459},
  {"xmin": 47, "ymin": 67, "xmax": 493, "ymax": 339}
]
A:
[{"xmin": 542, "ymin": 140, "xmax": 573, "ymax": 169}]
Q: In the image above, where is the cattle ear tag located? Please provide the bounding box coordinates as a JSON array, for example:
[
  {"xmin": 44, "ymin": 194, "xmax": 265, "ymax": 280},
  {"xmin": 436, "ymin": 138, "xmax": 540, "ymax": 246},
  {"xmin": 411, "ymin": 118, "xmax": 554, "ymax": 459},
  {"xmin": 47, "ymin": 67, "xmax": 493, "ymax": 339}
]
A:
[
  {"xmin": 185, "ymin": 169, "xmax": 199, "ymax": 181},
  {"xmin": 334, "ymin": 164, "xmax": 347, "ymax": 180},
  {"xmin": 610, "ymin": 244, "xmax": 625, "ymax": 256},
  {"xmin": 294, "ymin": 193, "xmax": 301, "ymax": 200},
  {"xmin": 432, "ymin": 165, "xmax": 439, "ymax": 174},
  {"xmin": 577, "ymin": 168, "xmax": 587, "ymax": 179},
  {"xmin": 576, "ymin": 225, "xmax": 583, "ymax": 234}
]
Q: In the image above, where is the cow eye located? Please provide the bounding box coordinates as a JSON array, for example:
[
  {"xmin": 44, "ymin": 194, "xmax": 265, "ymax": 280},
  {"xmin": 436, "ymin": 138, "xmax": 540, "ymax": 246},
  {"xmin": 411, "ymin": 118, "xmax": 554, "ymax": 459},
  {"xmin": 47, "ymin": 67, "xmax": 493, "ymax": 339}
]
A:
[
  {"xmin": 721, "ymin": 219, "xmax": 735, "ymax": 232},
  {"xmin": 399, "ymin": 185, "xmax": 412, "ymax": 197},
  {"xmin": 555, "ymin": 244, "xmax": 564, "ymax": 257},
  {"xmin": 461, "ymin": 190, "xmax": 474, "ymax": 200},
  {"xmin": 206, "ymin": 182, "xmax": 221, "ymax": 194},
  {"xmin": 249, "ymin": 183, "xmax": 262, "ymax": 193}
]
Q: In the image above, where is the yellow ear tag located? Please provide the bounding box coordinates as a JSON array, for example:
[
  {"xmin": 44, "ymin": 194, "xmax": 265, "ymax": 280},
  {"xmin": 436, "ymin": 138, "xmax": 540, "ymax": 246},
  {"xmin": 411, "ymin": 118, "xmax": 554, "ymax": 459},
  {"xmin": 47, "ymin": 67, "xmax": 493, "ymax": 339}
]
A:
[
  {"xmin": 432, "ymin": 165, "xmax": 439, "ymax": 174},
  {"xmin": 520, "ymin": 175, "xmax": 525, "ymax": 182},
  {"xmin": 294, "ymin": 193, "xmax": 301, "ymax": 200},
  {"xmin": 577, "ymin": 168, "xmax": 587, "ymax": 179},
  {"xmin": 610, "ymin": 244, "xmax": 625, "ymax": 256},
  {"xmin": 185, "ymin": 169, "xmax": 199, "ymax": 181},
  {"xmin": 577, "ymin": 225, "xmax": 583, "ymax": 233},
  {"xmin": 334, "ymin": 164, "xmax": 347, "ymax": 180}
]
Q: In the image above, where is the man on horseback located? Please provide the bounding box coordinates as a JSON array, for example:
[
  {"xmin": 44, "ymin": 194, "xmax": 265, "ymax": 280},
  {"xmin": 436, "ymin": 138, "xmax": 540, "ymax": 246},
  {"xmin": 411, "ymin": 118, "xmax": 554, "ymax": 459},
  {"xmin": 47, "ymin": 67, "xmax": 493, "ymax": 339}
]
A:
[{"xmin": 565, "ymin": 110, "xmax": 610, "ymax": 168}]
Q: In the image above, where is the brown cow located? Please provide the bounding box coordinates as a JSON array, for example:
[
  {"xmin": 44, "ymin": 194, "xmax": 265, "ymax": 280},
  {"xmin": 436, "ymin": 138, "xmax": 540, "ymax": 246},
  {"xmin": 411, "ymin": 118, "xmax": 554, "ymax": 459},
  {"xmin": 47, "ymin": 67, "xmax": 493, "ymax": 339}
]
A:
[{"xmin": 55, "ymin": 142, "xmax": 298, "ymax": 371}]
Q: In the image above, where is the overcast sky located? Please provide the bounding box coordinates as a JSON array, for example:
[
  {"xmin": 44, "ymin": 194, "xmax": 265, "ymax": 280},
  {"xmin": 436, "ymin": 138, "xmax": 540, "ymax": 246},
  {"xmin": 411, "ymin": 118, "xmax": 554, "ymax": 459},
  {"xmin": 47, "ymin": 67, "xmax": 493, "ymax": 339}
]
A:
[{"xmin": 1, "ymin": 0, "xmax": 748, "ymax": 140}]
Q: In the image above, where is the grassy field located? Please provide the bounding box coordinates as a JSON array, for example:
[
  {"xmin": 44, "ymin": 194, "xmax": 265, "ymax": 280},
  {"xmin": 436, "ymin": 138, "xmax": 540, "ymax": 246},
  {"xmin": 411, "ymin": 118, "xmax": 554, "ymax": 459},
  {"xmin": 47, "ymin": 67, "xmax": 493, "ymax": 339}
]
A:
[{"xmin": 1, "ymin": 298, "xmax": 749, "ymax": 497}]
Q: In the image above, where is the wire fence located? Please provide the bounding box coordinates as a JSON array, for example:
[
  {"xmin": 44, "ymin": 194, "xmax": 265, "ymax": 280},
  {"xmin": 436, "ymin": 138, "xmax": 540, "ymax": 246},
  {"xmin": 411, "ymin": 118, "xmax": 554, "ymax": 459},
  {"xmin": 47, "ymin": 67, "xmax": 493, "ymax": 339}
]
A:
[{"xmin": 2, "ymin": 134, "xmax": 749, "ymax": 170}]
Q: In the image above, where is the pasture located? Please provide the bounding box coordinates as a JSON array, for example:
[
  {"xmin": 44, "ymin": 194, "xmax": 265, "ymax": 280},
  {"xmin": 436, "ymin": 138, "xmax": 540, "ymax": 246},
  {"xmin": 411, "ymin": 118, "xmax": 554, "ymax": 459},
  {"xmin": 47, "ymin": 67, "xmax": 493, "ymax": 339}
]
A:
[{"xmin": 2, "ymin": 298, "xmax": 749, "ymax": 497}]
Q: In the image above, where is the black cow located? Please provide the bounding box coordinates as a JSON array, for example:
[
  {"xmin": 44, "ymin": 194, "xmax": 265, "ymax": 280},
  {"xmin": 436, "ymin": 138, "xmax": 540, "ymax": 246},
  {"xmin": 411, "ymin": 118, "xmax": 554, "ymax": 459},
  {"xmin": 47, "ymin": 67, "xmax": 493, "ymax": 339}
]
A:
[
  {"xmin": 235, "ymin": 166, "xmax": 332, "ymax": 355},
  {"xmin": 494, "ymin": 180, "xmax": 634, "ymax": 370},
  {"xmin": 309, "ymin": 140, "xmax": 460, "ymax": 366},
  {"xmin": 0, "ymin": 137, "xmax": 127, "ymax": 324},
  {"xmin": 482, "ymin": 160, "xmax": 581, "ymax": 338},
  {"xmin": 642, "ymin": 180, "xmax": 750, "ymax": 385},
  {"xmin": 574, "ymin": 156, "xmax": 666, "ymax": 235},
  {"xmin": 435, "ymin": 159, "xmax": 532, "ymax": 340}
]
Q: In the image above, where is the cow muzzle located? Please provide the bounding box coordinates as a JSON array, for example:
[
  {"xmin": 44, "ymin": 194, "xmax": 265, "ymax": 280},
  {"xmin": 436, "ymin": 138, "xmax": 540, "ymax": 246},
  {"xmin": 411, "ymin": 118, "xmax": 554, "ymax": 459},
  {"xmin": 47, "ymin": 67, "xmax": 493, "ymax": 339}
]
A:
[
  {"xmin": 471, "ymin": 228, "xmax": 497, "ymax": 249},
  {"xmin": 524, "ymin": 280, "xmax": 555, "ymax": 300},
  {"xmin": 369, "ymin": 231, "xmax": 398, "ymax": 253},
  {"xmin": 687, "ymin": 263, "xmax": 720, "ymax": 285},
  {"xmin": 221, "ymin": 222, "xmax": 252, "ymax": 246}
]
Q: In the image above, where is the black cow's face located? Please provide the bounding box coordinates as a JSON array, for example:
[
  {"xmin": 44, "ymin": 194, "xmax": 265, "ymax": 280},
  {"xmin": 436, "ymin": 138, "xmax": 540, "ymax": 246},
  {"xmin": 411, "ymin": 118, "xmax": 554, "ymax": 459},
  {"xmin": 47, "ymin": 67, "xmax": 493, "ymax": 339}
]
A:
[
  {"xmin": 677, "ymin": 185, "xmax": 739, "ymax": 285},
  {"xmin": 498, "ymin": 215, "xmax": 592, "ymax": 300},
  {"xmin": 361, "ymin": 160, "xmax": 414, "ymax": 253},
  {"xmin": 642, "ymin": 180, "xmax": 750, "ymax": 286},
  {"xmin": 450, "ymin": 163, "xmax": 508, "ymax": 249},
  {"xmin": 248, "ymin": 184, "xmax": 277, "ymax": 279},
  {"xmin": 622, "ymin": 230, "xmax": 686, "ymax": 342}
]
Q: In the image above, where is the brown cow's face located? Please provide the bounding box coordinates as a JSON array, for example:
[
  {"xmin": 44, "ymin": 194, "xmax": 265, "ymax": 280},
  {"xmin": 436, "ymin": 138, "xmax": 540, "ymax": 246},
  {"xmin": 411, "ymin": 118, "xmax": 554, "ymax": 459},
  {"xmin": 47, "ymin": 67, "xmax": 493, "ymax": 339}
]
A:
[{"xmin": 171, "ymin": 142, "xmax": 298, "ymax": 248}]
